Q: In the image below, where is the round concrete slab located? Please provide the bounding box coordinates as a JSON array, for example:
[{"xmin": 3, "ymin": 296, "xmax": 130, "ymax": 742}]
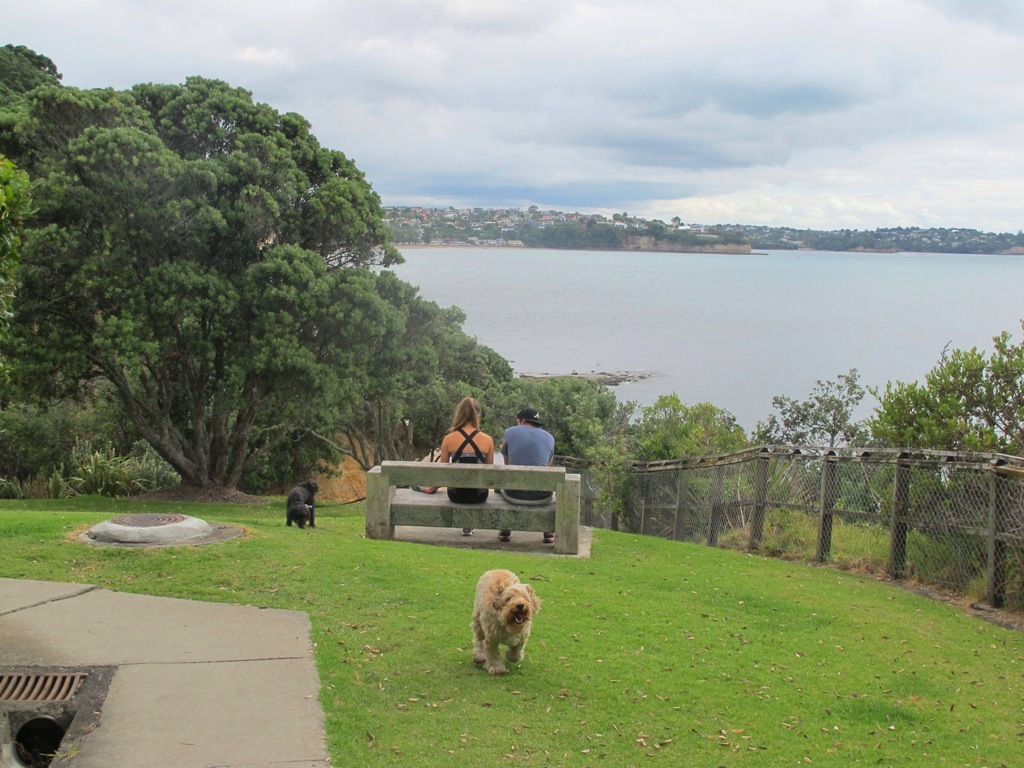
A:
[{"xmin": 81, "ymin": 514, "xmax": 244, "ymax": 548}]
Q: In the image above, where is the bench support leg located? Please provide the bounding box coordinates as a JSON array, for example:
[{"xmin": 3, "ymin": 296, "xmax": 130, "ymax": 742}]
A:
[
  {"xmin": 365, "ymin": 470, "xmax": 395, "ymax": 540},
  {"xmin": 554, "ymin": 476, "xmax": 581, "ymax": 555}
]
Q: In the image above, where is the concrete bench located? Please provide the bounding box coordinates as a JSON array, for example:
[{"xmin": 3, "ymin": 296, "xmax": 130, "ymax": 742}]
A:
[{"xmin": 365, "ymin": 461, "xmax": 582, "ymax": 555}]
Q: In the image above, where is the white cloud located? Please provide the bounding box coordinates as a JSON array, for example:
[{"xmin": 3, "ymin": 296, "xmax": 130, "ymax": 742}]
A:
[
  {"xmin": 6, "ymin": 0, "xmax": 1024, "ymax": 231},
  {"xmin": 230, "ymin": 46, "xmax": 294, "ymax": 68}
]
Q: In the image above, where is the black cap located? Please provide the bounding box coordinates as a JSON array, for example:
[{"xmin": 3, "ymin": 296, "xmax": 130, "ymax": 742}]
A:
[{"xmin": 517, "ymin": 407, "xmax": 543, "ymax": 426}]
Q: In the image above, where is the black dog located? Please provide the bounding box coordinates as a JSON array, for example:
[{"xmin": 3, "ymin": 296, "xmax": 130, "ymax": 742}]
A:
[{"xmin": 286, "ymin": 479, "xmax": 319, "ymax": 529}]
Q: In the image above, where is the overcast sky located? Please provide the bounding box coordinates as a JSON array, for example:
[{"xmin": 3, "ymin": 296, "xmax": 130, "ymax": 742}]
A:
[{"xmin": 8, "ymin": 0, "xmax": 1024, "ymax": 232}]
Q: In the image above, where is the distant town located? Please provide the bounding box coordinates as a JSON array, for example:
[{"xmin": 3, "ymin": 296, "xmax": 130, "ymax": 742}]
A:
[{"xmin": 385, "ymin": 206, "xmax": 1024, "ymax": 255}]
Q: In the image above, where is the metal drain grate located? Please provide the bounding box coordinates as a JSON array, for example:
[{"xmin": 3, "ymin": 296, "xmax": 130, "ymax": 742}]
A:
[{"xmin": 0, "ymin": 673, "xmax": 87, "ymax": 702}]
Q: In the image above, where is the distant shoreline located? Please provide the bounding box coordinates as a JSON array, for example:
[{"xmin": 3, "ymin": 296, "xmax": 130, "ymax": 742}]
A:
[
  {"xmin": 397, "ymin": 243, "xmax": 751, "ymax": 254},
  {"xmin": 518, "ymin": 370, "xmax": 653, "ymax": 387},
  {"xmin": 398, "ymin": 244, "xmax": 1024, "ymax": 256}
]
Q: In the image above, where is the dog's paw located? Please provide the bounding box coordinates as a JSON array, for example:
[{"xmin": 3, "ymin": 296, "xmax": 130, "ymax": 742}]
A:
[
  {"xmin": 506, "ymin": 648, "xmax": 523, "ymax": 663},
  {"xmin": 472, "ymin": 651, "xmax": 487, "ymax": 665},
  {"xmin": 486, "ymin": 663, "xmax": 508, "ymax": 676}
]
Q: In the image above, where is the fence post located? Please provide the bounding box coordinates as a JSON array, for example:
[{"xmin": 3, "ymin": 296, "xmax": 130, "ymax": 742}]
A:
[
  {"xmin": 673, "ymin": 467, "xmax": 690, "ymax": 541},
  {"xmin": 748, "ymin": 449, "xmax": 770, "ymax": 551},
  {"xmin": 816, "ymin": 453, "xmax": 839, "ymax": 562},
  {"xmin": 638, "ymin": 470, "xmax": 647, "ymax": 536},
  {"xmin": 707, "ymin": 465, "xmax": 726, "ymax": 547},
  {"xmin": 987, "ymin": 460, "xmax": 1008, "ymax": 608},
  {"xmin": 580, "ymin": 468, "xmax": 594, "ymax": 527},
  {"xmin": 887, "ymin": 455, "xmax": 911, "ymax": 579}
]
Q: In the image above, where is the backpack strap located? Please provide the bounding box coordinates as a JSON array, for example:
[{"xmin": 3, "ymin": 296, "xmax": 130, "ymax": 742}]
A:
[{"xmin": 453, "ymin": 428, "xmax": 486, "ymax": 463}]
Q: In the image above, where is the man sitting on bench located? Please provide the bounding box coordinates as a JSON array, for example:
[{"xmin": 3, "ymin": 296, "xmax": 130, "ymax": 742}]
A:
[{"xmin": 498, "ymin": 406, "xmax": 556, "ymax": 544}]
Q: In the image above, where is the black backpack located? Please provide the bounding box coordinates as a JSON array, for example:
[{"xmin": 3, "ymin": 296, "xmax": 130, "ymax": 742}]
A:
[{"xmin": 447, "ymin": 428, "xmax": 489, "ymax": 504}]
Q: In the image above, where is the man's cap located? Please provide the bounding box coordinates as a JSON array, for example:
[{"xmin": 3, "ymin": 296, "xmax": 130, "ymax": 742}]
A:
[{"xmin": 517, "ymin": 407, "xmax": 543, "ymax": 426}]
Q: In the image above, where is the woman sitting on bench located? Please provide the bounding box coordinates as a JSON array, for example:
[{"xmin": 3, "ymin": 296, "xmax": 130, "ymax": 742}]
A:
[{"xmin": 439, "ymin": 396, "xmax": 495, "ymax": 535}]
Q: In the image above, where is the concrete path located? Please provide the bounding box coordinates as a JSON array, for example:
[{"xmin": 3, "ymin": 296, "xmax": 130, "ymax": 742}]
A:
[{"xmin": 0, "ymin": 578, "xmax": 328, "ymax": 768}]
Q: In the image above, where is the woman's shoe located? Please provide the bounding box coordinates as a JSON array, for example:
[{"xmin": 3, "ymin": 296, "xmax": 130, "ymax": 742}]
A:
[
  {"xmin": 498, "ymin": 530, "xmax": 511, "ymax": 542},
  {"xmin": 462, "ymin": 528, "xmax": 473, "ymax": 536},
  {"xmin": 543, "ymin": 533, "xmax": 555, "ymax": 544}
]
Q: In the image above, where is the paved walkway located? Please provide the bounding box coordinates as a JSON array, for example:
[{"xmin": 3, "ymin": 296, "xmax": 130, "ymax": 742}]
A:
[{"xmin": 0, "ymin": 578, "xmax": 329, "ymax": 768}]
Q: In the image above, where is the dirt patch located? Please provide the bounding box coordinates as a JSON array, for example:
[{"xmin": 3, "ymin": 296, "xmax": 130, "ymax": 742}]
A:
[
  {"xmin": 136, "ymin": 485, "xmax": 270, "ymax": 504},
  {"xmin": 897, "ymin": 581, "xmax": 1024, "ymax": 633},
  {"xmin": 313, "ymin": 455, "xmax": 367, "ymax": 503},
  {"xmin": 136, "ymin": 455, "xmax": 368, "ymax": 505}
]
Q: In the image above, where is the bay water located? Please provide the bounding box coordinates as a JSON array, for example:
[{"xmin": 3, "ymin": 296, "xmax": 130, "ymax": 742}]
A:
[{"xmin": 393, "ymin": 247, "xmax": 1024, "ymax": 432}]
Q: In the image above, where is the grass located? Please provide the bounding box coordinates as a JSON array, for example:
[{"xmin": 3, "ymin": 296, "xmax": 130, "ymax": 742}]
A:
[{"xmin": 2, "ymin": 497, "xmax": 1023, "ymax": 767}]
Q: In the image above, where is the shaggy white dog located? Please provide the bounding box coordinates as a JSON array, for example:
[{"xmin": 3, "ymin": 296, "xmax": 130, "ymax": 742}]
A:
[{"xmin": 471, "ymin": 569, "xmax": 541, "ymax": 675}]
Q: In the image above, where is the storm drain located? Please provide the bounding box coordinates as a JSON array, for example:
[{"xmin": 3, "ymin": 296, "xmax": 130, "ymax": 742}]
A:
[
  {"xmin": 1, "ymin": 668, "xmax": 113, "ymax": 768},
  {"xmin": 0, "ymin": 673, "xmax": 86, "ymax": 703}
]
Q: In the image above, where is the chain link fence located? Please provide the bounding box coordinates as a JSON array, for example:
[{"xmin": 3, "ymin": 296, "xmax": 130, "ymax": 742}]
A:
[{"xmin": 559, "ymin": 447, "xmax": 1024, "ymax": 613}]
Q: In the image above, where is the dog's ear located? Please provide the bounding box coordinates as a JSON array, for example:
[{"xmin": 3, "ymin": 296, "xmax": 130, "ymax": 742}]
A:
[
  {"xmin": 490, "ymin": 586, "xmax": 509, "ymax": 612},
  {"xmin": 526, "ymin": 584, "xmax": 540, "ymax": 613}
]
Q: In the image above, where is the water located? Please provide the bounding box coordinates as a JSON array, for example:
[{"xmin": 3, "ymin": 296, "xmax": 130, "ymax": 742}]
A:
[{"xmin": 392, "ymin": 247, "xmax": 1024, "ymax": 431}]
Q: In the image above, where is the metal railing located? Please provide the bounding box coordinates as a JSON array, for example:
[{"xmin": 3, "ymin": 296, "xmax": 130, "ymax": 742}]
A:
[{"xmin": 559, "ymin": 447, "xmax": 1024, "ymax": 612}]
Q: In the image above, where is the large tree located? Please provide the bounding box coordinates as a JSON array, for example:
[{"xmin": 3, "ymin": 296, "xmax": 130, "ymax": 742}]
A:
[{"xmin": 1, "ymin": 68, "xmax": 403, "ymax": 488}]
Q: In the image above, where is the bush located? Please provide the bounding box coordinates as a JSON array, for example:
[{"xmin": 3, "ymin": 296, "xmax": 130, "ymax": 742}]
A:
[{"xmin": 62, "ymin": 440, "xmax": 180, "ymax": 498}]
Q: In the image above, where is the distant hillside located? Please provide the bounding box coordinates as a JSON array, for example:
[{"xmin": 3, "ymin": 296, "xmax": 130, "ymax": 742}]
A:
[{"xmin": 385, "ymin": 206, "xmax": 1024, "ymax": 255}]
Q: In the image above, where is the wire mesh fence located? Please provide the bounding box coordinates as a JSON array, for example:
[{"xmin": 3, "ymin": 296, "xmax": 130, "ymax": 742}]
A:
[{"xmin": 560, "ymin": 447, "xmax": 1024, "ymax": 613}]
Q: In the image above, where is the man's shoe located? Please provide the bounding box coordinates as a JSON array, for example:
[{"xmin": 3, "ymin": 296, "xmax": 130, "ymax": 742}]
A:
[
  {"xmin": 498, "ymin": 530, "xmax": 511, "ymax": 542},
  {"xmin": 543, "ymin": 533, "xmax": 555, "ymax": 544},
  {"xmin": 462, "ymin": 528, "xmax": 474, "ymax": 536}
]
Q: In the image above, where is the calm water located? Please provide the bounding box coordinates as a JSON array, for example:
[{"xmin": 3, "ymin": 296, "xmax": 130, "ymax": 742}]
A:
[{"xmin": 393, "ymin": 247, "xmax": 1024, "ymax": 431}]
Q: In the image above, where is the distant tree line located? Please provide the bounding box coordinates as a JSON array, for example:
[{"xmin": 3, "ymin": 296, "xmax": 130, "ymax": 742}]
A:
[{"xmin": 390, "ymin": 206, "xmax": 1024, "ymax": 255}]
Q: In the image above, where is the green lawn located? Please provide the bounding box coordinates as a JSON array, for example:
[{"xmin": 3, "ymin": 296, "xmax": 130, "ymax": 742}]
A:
[{"xmin": 1, "ymin": 498, "xmax": 1022, "ymax": 767}]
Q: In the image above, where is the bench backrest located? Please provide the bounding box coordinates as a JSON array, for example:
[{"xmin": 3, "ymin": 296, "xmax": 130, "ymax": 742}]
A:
[{"xmin": 374, "ymin": 461, "xmax": 566, "ymax": 492}]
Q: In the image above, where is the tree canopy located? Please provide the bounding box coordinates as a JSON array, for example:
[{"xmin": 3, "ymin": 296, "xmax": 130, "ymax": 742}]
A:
[
  {"xmin": 0, "ymin": 45, "xmax": 61, "ymax": 100},
  {"xmin": 754, "ymin": 369, "xmax": 870, "ymax": 448},
  {"xmin": 0, "ymin": 60, "xmax": 407, "ymax": 488},
  {"xmin": 0, "ymin": 154, "xmax": 31, "ymax": 379},
  {"xmin": 871, "ymin": 327, "xmax": 1024, "ymax": 454},
  {"xmin": 633, "ymin": 394, "xmax": 747, "ymax": 461}
]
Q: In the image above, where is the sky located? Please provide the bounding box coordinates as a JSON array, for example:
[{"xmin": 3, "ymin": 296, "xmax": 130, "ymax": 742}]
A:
[{"xmin": 7, "ymin": 0, "xmax": 1024, "ymax": 232}]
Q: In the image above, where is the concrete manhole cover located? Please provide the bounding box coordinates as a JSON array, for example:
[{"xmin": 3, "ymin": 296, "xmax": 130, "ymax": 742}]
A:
[{"xmin": 80, "ymin": 514, "xmax": 244, "ymax": 547}]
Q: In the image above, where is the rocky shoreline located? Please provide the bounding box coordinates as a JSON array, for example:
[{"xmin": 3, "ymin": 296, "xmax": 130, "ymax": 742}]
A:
[{"xmin": 518, "ymin": 370, "xmax": 652, "ymax": 387}]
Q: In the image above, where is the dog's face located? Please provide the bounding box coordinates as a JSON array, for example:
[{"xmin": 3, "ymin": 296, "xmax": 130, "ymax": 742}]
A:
[
  {"xmin": 301, "ymin": 479, "xmax": 319, "ymax": 495},
  {"xmin": 492, "ymin": 583, "xmax": 540, "ymax": 632}
]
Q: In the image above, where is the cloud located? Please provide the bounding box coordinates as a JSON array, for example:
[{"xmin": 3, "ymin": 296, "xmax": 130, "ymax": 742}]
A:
[
  {"xmin": 6, "ymin": 0, "xmax": 1024, "ymax": 231},
  {"xmin": 229, "ymin": 46, "xmax": 294, "ymax": 68}
]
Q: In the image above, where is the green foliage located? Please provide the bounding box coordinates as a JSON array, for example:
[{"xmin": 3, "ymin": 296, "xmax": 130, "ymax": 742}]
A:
[
  {"xmin": 632, "ymin": 394, "xmax": 747, "ymax": 461},
  {"xmin": 755, "ymin": 369, "xmax": 870, "ymax": 447},
  {"xmin": 0, "ymin": 45, "xmax": 61, "ymax": 100},
  {"xmin": 332, "ymin": 272, "xmax": 516, "ymax": 470},
  {"xmin": 479, "ymin": 375, "xmax": 630, "ymax": 462},
  {"xmin": 0, "ymin": 154, "xmax": 31, "ymax": 377},
  {"xmin": 0, "ymin": 393, "xmax": 136, "ymax": 481},
  {"xmin": 66, "ymin": 440, "xmax": 180, "ymax": 497},
  {"xmin": 871, "ymin": 325, "xmax": 1024, "ymax": 453},
  {"xmin": 0, "ymin": 62, "xmax": 404, "ymax": 488}
]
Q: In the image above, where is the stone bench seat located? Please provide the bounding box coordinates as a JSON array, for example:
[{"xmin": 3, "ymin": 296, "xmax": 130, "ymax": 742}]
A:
[{"xmin": 365, "ymin": 461, "xmax": 581, "ymax": 555}]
